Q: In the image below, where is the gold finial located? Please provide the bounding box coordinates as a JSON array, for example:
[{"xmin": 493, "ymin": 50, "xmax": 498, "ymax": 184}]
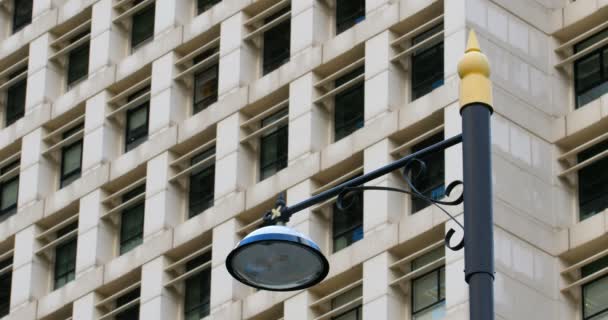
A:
[{"xmin": 458, "ymin": 30, "xmax": 493, "ymax": 111}]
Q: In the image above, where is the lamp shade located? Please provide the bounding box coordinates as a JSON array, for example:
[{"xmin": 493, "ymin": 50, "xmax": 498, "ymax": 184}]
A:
[{"xmin": 225, "ymin": 225, "xmax": 329, "ymax": 291}]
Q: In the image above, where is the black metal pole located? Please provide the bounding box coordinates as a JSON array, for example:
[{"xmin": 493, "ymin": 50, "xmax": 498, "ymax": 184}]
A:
[{"xmin": 458, "ymin": 30, "xmax": 495, "ymax": 320}]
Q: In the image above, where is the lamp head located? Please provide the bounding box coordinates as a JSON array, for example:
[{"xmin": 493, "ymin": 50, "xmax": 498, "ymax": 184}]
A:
[{"xmin": 225, "ymin": 225, "xmax": 329, "ymax": 291}]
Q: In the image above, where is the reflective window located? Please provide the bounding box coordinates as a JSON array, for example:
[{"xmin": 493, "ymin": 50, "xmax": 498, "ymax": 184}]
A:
[
  {"xmin": 0, "ymin": 160, "xmax": 19, "ymax": 221},
  {"xmin": 53, "ymin": 222, "xmax": 78, "ymax": 290},
  {"xmin": 67, "ymin": 32, "xmax": 90, "ymax": 88},
  {"xmin": 582, "ymin": 256, "xmax": 608, "ymax": 320},
  {"xmin": 336, "ymin": 0, "xmax": 365, "ymax": 34},
  {"xmin": 331, "ymin": 285, "xmax": 362, "ymax": 320},
  {"xmin": 332, "ymin": 179, "xmax": 363, "ymax": 252},
  {"xmin": 578, "ymin": 140, "xmax": 608, "ymax": 221},
  {"xmin": 184, "ymin": 251, "xmax": 212, "ymax": 320},
  {"xmin": 411, "ymin": 132, "xmax": 445, "ymax": 213},
  {"xmin": 125, "ymin": 88, "xmax": 149, "ymax": 152},
  {"xmin": 189, "ymin": 147, "xmax": 215, "ymax": 218},
  {"xmin": 131, "ymin": 0, "xmax": 155, "ymax": 50},
  {"xmin": 197, "ymin": 0, "xmax": 221, "ymax": 14},
  {"xmin": 574, "ymin": 28, "xmax": 608, "ymax": 108},
  {"xmin": 411, "ymin": 24, "xmax": 444, "ymax": 100},
  {"xmin": 412, "ymin": 248, "xmax": 445, "ymax": 320},
  {"xmin": 0, "ymin": 257, "xmax": 12, "ymax": 317},
  {"xmin": 334, "ymin": 66, "xmax": 364, "ymax": 141},
  {"xmin": 193, "ymin": 49, "xmax": 219, "ymax": 114},
  {"xmin": 259, "ymin": 108, "xmax": 288, "ymax": 180},
  {"xmin": 60, "ymin": 124, "xmax": 84, "ymax": 188},
  {"xmin": 6, "ymin": 69, "xmax": 27, "ymax": 127},
  {"xmin": 119, "ymin": 185, "xmax": 145, "ymax": 255},
  {"xmin": 12, "ymin": 0, "xmax": 32, "ymax": 33},
  {"xmin": 262, "ymin": 7, "xmax": 291, "ymax": 75},
  {"xmin": 115, "ymin": 288, "xmax": 140, "ymax": 320}
]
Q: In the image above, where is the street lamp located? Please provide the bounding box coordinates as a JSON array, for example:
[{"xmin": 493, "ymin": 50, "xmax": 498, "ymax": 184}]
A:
[{"xmin": 226, "ymin": 30, "xmax": 495, "ymax": 320}]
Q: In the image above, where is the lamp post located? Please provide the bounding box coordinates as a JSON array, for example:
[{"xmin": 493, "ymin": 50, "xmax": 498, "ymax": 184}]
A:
[{"xmin": 226, "ymin": 30, "xmax": 494, "ymax": 320}]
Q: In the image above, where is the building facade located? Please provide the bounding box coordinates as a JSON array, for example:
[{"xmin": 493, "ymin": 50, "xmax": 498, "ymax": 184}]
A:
[{"xmin": 0, "ymin": 0, "xmax": 605, "ymax": 319}]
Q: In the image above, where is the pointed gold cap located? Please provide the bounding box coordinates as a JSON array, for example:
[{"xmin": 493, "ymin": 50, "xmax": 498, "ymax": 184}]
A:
[{"xmin": 458, "ymin": 30, "xmax": 493, "ymax": 111}]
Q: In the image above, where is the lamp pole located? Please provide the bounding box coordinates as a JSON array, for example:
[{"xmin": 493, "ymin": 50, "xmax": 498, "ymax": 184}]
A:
[
  {"xmin": 458, "ymin": 30, "xmax": 495, "ymax": 320},
  {"xmin": 226, "ymin": 29, "xmax": 495, "ymax": 319}
]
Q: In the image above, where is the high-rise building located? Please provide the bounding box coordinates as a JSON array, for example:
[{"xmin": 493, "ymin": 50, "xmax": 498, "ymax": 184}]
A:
[{"xmin": 0, "ymin": 0, "xmax": 605, "ymax": 319}]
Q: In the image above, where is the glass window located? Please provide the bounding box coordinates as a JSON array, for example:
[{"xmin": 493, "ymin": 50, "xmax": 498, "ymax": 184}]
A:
[
  {"xmin": 331, "ymin": 285, "xmax": 362, "ymax": 320},
  {"xmin": 578, "ymin": 140, "xmax": 608, "ymax": 221},
  {"xmin": 0, "ymin": 257, "xmax": 12, "ymax": 317},
  {"xmin": 411, "ymin": 24, "xmax": 444, "ymax": 100},
  {"xmin": 411, "ymin": 248, "xmax": 445, "ymax": 320},
  {"xmin": 67, "ymin": 32, "xmax": 90, "ymax": 88},
  {"xmin": 193, "ymin": 49, "xmax": 219, "ymax": 114},
  {"xmin": 334, "ymin": 66, "xmax": 364, "ymax": 141},
  {"xmin": 184, "ymin": 251, "xmax": 212, "ymax": 320},
  {"xmin": 336, "ymin": 0, "xmax": 365, "ymax": 35},
  {"xmin": 582, "ymin": 256, "xmax": 608, "ymax": 319},
  {"xmin": 411, "ymin": 132, "xmax": 445, "ymax": 213},
  {"xmin": 115, "ymin": 288, "xmax": 140, "ymax": 320},
  {"xmin": 53, "ymin": 222, "xmax": 78, "ymax": 290},
  {"xmin": 0, "ymin": 160, "xmax": 19, "ymax": 221},
  {"xmin": 262, "ymin": 7, "xmax": 291, "ymax": 75},
  {"xmin": 574, "ymin": 29, "xmax": 608, "ymax": 109},
  {"xmin": 189, "ymin": 147, "xmax": 215, "ymax": 218},
  {"xmin": 125, "ymin": 89, "xmax": 150, "ymax": 152},
  {"xmin": 60, "ymin": 124, "xmax": 84, "ymax": 188},
  {"xmin": 119, "ymin": 185, "xmax": 145, "ymax": 255},
  {"xmin": 6, "ymin": 69, "xmax": 27, "ymax": 127},
  {"xmin": 12, "ymin": 0, "xmax": 32, "ymax": 33},
  {"xmin": 332, "ymin": 180, "xmax": 363, "ymax": 252},
  {"xmin": 259, "ymin": 108, "xmax": 288, "ymax": 180},
  {"xmin": 197, "ymin": 0, "xmax": 221, "ymax": 14},
  {"xmin": 131, "ymin": 0, "xmax": 155, "ymax": 50}
]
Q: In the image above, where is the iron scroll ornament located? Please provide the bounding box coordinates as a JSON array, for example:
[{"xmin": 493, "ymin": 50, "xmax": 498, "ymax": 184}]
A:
[{"xmin": 335, "ymin": 158, "xmax": 465, "ymax": 251}]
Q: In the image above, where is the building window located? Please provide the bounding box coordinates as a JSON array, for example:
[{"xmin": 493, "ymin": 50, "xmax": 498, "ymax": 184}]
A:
[
  {"xmin": 124, "ymin": 89, "xmax": 150, "ymax": 152},
  {"xmin": 411, "ymin": 248, "xmax": 445, "ymax": 320},
  {"xmin": 335, "ymin": 0, "xmax": 365, "ymax": 35},
  {"xmin": 131, "ymin": 0, "xmax": 155, "ymax": 50},
  {"xmin": 66, "ymin": 32, "xmax": 90, "ymax": 88},
  {"xmin": 331, "ymin": 285, "xmax": 362, "ymax": 320},
  {"xmin": 12, "ymin": 0, "xmax": 32, "ymax": 34},
  {"xmin": 53, "ymin": 222, "xmax": 78, "ymax": 290},
  {"xmin": 574, "ymin": 28, "xmax": 608, "ymax": 109},
  {"xmin": 119, "ymin": 184, "xmax": 146, "ymax": 255},
  {"xmin": 0, "ymin": 160, "xmax": 19, "ymax": 222},
  {"xmin": 60, "ymin": 124, "xmax": 84, "ymax": 188},
  {"xmin": 578, "ymin": 140, "xmax": 608, "ymax": 221},
  {"xmin": 411, "ymin": 23, "xmax": 444, "ymax": 100},
  {"xmin": 332, "ymin": 189, "xmax": 363, "ymax": 252},
  {"xmin": 5, "ymin": 69, "xmax": 27, "ymax": 127},
  {"xmin": 193, "ymin": 49, "xmax": 219, "ymax": 114},
  {"xmin": 334, "ymin": 66, "xmax": 364, "ymax": 141},
  {"xmin": 115, "ymin": 288, "xmax": 140, "ymax": 320},
  {"xmin": 411, "ymin": 132, "xmax": 445, "ymax": 213},
  {"xmin": 262, "ymin": 7, "xmax": 291, "ymax": 75},
  {"xmin": 582, "ymin": 255, "xmax": 608, "ymax": 319},
  {"xmin": 189, "ymin": 147, "xmax": 215, "ymax": 218},
  {"xmin": 184, "ymin": 251, "xmax": 212, "ymax": 320},
  {"xmin": 0, "ymin": 257, "xmax": 11, "ymax": 317},
  {"xmin": 259, "ymin": 108, "xmax": 288, "ymax": 180},
  {"xmin": 197, "ymin": 0, "xmax": 221, "ymax": 14}
]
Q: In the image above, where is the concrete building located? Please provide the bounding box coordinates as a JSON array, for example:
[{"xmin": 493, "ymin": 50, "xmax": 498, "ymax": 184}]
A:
[{"xmin": 0, "ymin": 0, "xmax": 605, "ymax": 319}]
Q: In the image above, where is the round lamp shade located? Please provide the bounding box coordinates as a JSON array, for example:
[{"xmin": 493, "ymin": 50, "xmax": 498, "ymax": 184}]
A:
[{"xmin": 225, "ymin": 225, "xmax": 329, "ymax": 291}]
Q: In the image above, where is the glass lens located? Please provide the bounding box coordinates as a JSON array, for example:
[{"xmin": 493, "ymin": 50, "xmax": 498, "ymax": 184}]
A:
[{"xmin": 231, "ymin": 241, "xmax": 325, "ymax": 290}]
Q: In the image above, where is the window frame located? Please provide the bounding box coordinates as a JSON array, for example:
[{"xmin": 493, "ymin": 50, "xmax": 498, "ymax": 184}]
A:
[
  {"xmin": 335, "ymin": 0, "xmax": 365, "ymax": 35},
  {"xmin": 411, "ymin": 23, "xmax": 445, "ymax": 100},
  {"xmin": 53, "ymin": 222, "xmax": 78, "ymax": 290},
  {"xmin": 12, "ymin": 0, "xmax": 33, "ymax": 34},
  {"xmin": 119, "ymin": 184, "xmax": 146, "ymax": 255},
  {"xmin": 411, "ymin": 266, "xmax": 445, "ymax": 318},
  {"xmin": 259, "ymin": 108, "xmax": 289, "ymax": 181},
  {"xmin": 410, "ymin": 132, "xmax": 445, "ymax": 213},
  {"xmin": 192, "ymin": 49, "xmax": 219, "ymax": 114},
  {"xmin": 188, "ymin": 147, "xmax": 215, "ymax": 218},
  {"xmin": 333, "ymin": 66, "xmax": 365, "ymax": 142},
  {"xmin": 197, "ymin": 0, "xmax": 221, "ymax": 15},
  {"xmin": 0, "ymin": 160, "xmax": 20, "ymax": 221},
  {"xmin": 581, "ymin": 256, "xmax": 608, "ymax": 320},
  {"xmin": 115, "ymin": 288, "xmax": 141, "ymax": 320},
  {"xmin": 5, "ymin": 71, "xmax": 27, "ymax": 127},
  {"xmin": 130, "ymin": 0, "xmax": 156, "ymax": 51},
  {"xmin": 59, "ymin": 124, "xmax": 84, "ymax": 188},
  {"xmin": 262, "ymin": 7, "xmax": 291, "ymax": 75},
  {"xmin": 124, "ymin": 92, "xmax": 150, "ymax": 152},
  {"xmin": 0, "ymin": 257, "xmax": 12, "ymax": 317},
  {"xmin": 66, "ymin": 34, "xmax": 90, "ymax": 89},
  {"xmin": 577, "ymin": 140, "xmax": 608, "ymax": 221},
  {"xmin": 573, "ymin": 28, "xmax": 608, "ymax": 109},
  {"xmin": 183, "ymin": 251, "xmax": 212, "ymax": 320},
  {"xmin": 331, "ymin": 175, "xmax": 363, "ymax": 253}
]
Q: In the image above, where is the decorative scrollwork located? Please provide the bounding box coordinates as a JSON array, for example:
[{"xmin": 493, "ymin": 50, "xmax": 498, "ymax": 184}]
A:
[{"xmin": 335, "ymin": 158, "xmax": 465, "ymax": 251}]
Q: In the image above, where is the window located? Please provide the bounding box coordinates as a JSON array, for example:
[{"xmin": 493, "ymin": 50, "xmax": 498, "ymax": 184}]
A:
[
  {"xmin": 197, "ymin": 0, "xmax": 221, "ymax": 14},
  {"xmin": 0, "ymin": 160, "xmax": 19, "ymax": 221},
  {"xmin": 119, "ymin": 184, "xmax": 146, "ymax": 255},
  {"xmin": 131, "ymin": 0, "xmax": 155, "ymax": 50},
  {"xmin": 124, "ymin": 89, "xmax": 150, "ymax": 152},
  {"xmin": 193, "ymin": 49, "xmax": 219, "ymax": 114},
  {"xmin": 331, "ymin": 285, "xmax": 362, "ymax": 320},
  {"xmin": 12, "ymin": 0, "xmax": 32, "ymax": 34},
  {"xmin": 184, "ymin": 251, "xmax": 212, "ymax": 320},
  {"xmin": 335, "ymin": 0, "xmax": 365, "ymax": 35},
  {"xmin": 66, "ymin": 32, "xmax": 90, "ymax": 88},
  {"xmin": 259, "ymin": 108, "xmax": 288, "ymax": 180},
  {"xmin": 53, "ymin": 222, "xmax": 77, "ymax": 290},
  {"xmin": 411, "ymin": 132, "xmax": 445, "ymax": 213},
  {"xmin": 262, "ymin": 7, "xmax": 291, "ymax": 75},
  {"xmin": 5, "ymin": 69, "xmax": 27, "ymax": 127},
  {"xmin": 334, "ymin": 66, "xmax": 364, "ymax": 141},
  {"xmin": 188, "ymin": 147, "xmax": 215, "ymax": 218},
  {"xmin": 0, "ymin": 257, "xmax": 11, "ymax": 317},
  {"xmin": 574, "ymin": 28, "xmax": 608, "ymax": 109},
  {"xmin": 115, "ymin": 288, "xmax": 140, "ymax": 320},
  {"xmin": 411, "ymin": 23, "xmax": 444, "ymax": 100},
  {"xmin": 578, "ymin": 140, "xmax": 608, "ymax": 221},
  {"xmin": 582, "ymin": 255, "xmax": 608, "ymax": 320},
  {"xmin": 60, "ymin": 124, "xmax": 84, "ymax": 188},
  {"xmin": 332, "ymin": 186, "xmax": 363, "ymax": 252},
  {"xmin": 411, "ymin": 248, "xmax": 445, "ymax": 320}
]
